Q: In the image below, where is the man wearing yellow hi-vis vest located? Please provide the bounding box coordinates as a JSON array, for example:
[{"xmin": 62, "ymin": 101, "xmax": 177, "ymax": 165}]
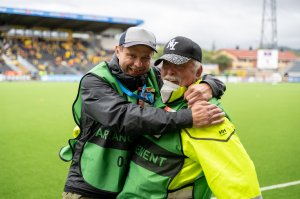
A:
[{"xmin": 118, "ymin": 36, "xmax": 262, "ymax": 199}]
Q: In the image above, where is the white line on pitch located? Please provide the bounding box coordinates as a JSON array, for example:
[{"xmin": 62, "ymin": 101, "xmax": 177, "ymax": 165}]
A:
[
  {"xmin": 210, "ymin": 180, "xmax": 300, "ymax": 199},
  {"xmin": 260, "ymin": 180, "xmax": 300, "ymax": 191}
]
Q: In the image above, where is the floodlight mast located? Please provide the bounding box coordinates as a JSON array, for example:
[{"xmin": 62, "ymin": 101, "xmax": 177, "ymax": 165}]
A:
[{"xmin": 260, "ymin": 0, "xmax": 277, "ymax": 49}]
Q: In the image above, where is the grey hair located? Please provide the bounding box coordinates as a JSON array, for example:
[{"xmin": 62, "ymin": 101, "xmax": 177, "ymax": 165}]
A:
[{"xmin": 193, "ymin": 59, "xmax": 202, "ymax": 71}]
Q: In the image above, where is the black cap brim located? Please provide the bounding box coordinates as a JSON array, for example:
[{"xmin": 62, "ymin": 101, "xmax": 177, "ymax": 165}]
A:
[{"xmin": 154, "ymin": 54, "xmax": 190, "ymax": 66}]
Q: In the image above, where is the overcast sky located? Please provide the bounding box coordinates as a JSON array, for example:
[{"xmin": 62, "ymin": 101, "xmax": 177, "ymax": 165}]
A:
[{"xmin": 1, "ymin": 0, "xmax": 299, "ymax": 50}]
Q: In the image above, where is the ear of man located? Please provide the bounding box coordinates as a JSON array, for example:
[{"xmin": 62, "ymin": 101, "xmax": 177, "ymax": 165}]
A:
[
  {"xmin": 196, "ymin": 65, "xmax": 203, "ymax": 80},
  {"xmin": 115, "ymin": 45, "xmax": 123, "ymax": 58}
]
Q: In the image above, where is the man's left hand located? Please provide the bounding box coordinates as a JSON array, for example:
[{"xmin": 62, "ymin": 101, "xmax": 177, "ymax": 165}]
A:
[{"xmin": 184, "ymin": 83, "xmax": 213, "ymax": 107}]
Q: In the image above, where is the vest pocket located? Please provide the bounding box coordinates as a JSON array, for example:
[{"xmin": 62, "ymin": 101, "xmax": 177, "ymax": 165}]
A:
[{"xmin": 80, "ymin": 141, "xmax": 130, "ymax": 192}]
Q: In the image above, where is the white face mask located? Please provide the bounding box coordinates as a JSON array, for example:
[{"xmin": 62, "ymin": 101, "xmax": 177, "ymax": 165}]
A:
[{"xmin": 160, "ymin": 80, "xmax": 180, "ymax": 103}]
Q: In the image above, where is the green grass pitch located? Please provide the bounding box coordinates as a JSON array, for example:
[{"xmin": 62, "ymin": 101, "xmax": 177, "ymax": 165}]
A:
[{"xmin": 0, "ymin": 82, "xmax": 300, "ymax": 198}]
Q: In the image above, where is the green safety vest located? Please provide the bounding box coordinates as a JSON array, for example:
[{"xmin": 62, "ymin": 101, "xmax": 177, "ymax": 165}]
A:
[
  {"xmin": 59, "ymin": 62, "xmax": 161, "ymax": 193},
  {"xmin": 117, "ymin": 98, "xmax": 222, "ymax": 199}
]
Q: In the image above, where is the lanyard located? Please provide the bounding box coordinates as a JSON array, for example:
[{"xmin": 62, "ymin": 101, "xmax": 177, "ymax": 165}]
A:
[{"xmin": 117, "ymin": 80, "xmax": 154, "ymax": 105}]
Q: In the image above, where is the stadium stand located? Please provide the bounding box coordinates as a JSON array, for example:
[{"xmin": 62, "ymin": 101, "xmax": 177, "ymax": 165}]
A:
[
  {"xmin": 284, "ymin": 61, "xmax": 300, "ymax": 82},
  {"xmin": 1, "ymin": 36, "xmax": 114, "ymax": 74},
  {"xmin": 0, "ymin": 6, "xmax": 143, "ymax": 79}
]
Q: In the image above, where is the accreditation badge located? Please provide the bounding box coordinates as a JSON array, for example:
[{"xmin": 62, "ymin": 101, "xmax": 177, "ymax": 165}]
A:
[{"xmin": 137, "ymin": 87, "xmax": 155, "ymax": 108}]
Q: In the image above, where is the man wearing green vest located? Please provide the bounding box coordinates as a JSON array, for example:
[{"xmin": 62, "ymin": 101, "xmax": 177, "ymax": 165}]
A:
[
  {"xmin": 61, "ymin": 28, "xmax": 226, "ymax": 199},
  {"xmin": 117, "ymin": 36, "xmax": 262, "ymax": 199}
]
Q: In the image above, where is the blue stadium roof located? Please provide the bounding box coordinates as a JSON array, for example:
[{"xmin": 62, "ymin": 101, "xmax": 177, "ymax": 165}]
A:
[{"xmin": 0, "ymin": 7, "xmax": 144, "ymax": 33}]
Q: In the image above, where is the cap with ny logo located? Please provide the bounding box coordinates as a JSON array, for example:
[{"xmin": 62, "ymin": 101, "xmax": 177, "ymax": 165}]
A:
[{"xmin": 154, "ymin": 36, "xmax": 202, "ymax": 66}]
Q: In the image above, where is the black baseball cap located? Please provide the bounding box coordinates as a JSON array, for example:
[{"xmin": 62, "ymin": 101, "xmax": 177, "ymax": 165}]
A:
[
  {"xmin": 119, "ymin": 27, "xmax": 157, "ymax": 52},
  {"xmin": 154, "ymin": 36, "xmax": 202, "ymax": 66}
]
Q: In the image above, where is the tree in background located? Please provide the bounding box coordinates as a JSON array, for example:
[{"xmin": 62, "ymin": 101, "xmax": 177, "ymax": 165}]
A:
[
  {"xmin": 202, "ymin": 49, "xmax": 215, "ymax": 64},
  {"xmin": 202, "ymin": 50, "xmax": 232, "ymax": 74},
  {"xmin": 153, "ymin": 45, "xmax": 164, "ymax": 61},
  {"xmin": 213, "ymin": 55, "xmax": 232, "ymax": 73}
]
